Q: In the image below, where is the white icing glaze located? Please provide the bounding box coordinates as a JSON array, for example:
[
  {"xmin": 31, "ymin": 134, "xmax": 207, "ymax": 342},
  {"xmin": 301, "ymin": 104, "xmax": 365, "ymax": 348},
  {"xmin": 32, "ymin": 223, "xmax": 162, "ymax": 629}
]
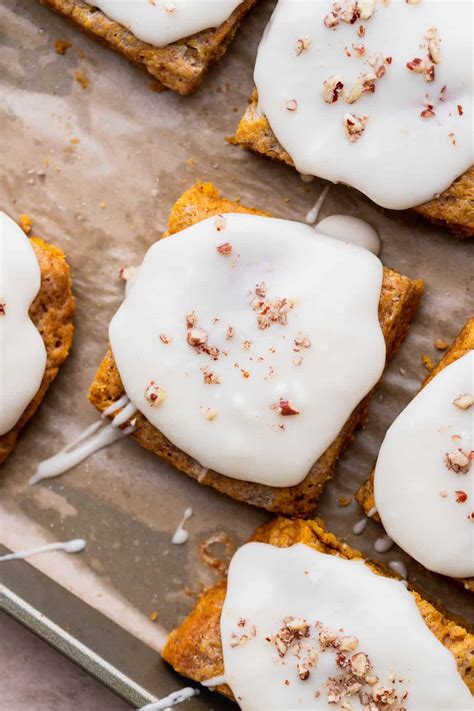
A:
[
  {"xmin": 171, "ymin": 506, "xmax": 193, "ymax": 545},
  {"xmin": 0, "ymin": 211, "xmax": 47, "ymax": 435},
  {"xmin": 367, "ymin": 505, "xmax": 377, "ymax": 517},
  {"xmin": 84, "ymin": 0, "xmax": 242, "ymax": 48},
  {"xmin": 316, "ymin": 215, "xmax": 380, "ymax": 255},
  {"xmin": 0, "ymin": 538, "xmax": 86, "ymax": 562},
  {"xmin": 30, "ymin": 399, "xmax": 136, "ymax": 485},
  {"xmin": 389, "ymin": 560, "xmax": 408, "ymax": 580},
  {"xmin": 120, "ymin": 266, "xmax": 140, "ymax": 298},
  {"xmin": 373, "ymin": 534, "xmax": 394, "ymax": 553},
  {"xmin": 375, "ymin": 352, "xmax": 474, "ymax": 578},
  {"xmin": 305, "ymin": 185, "xmax": 330, "ymax": 224},
  {"xmin": 109, "ymin": 213, "xmax": 385, "ymax": 487},
  {"xmin": 255, "ymin": 0, "xmax": 473, "ymax": 209},
  {"xmin": 201, "ymin": 674, "xmax": 228, "ymax": 688},
  {"xmin": 221, "ymin": 543, "xmax": 472, "ymax": 710},
  {"xmin": 352, "ymin": 517, "xmax": 368, "ymax": 535},
  {"xmin": 138, "ymin": 688, "xmax": 199, "ymax": 711}
]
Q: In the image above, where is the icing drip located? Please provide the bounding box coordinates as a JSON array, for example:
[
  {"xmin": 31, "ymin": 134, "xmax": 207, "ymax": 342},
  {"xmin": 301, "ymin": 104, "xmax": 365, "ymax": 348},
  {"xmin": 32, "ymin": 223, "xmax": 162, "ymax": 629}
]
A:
[
  {"xmin": 352, "ymin": 517, "xmax": 368, "ymax": 535},
  {"xmin": 254, "ymin": 0, "xmax": 473, "ymax": 209},
  {"xmin": 374, "ymin": 534, "xmax": 394, "ymax": 553},
  {"xmin": 305, "ymin": 185, "xmax": 330, "ymax": 224},
  {"xmin": 305, "ymin": 187, "xmax": 380, "ymax": 253},
  {"xmin": 367, "ymin": 506, "xmax": 377, "ymax": 517},
  {"xmin": 171, "ymin": 507, "xmax": 193, "ymax": 545},
  {"xmin": 30, "ymin": 398, "xmax": 136, "ymax": 485},
  {"xmin": 299, "ymin": 173, "xmax": 315, "ymax": 183},
  {"xmin": 315, "ymin": 215, "xmax": 381, "ymax": 255},
  {"xmin": 138, "ymin": 687, "xmax": 199, "ymax": 711},
  {"xmin": 375, "ymin": 351, "xmax": 474, "ymax": 577},
  {"xmin": 83, "ymin": 0, "xmax": 242, "ymax": 48},
  {"xmin": 389, "ymin": 560, "xmax": 408, "ymax": 580},
  {"xmin": 221, "ymin": 543, "xmax": 472, "ymax": 709},
  {"xmin": 102, "ymin": 393, "xmax": 130, "ymax": 417},
  {"xmin": 0, "ymin": 538, "xmax": 86, "ymax": 563},
  {"xmin": 109, "ymin": 213, "xmax": 385, "ymax": 487},
  {"xmin": 0, "ymin": 211, "xmax": 47, "ymax": 435},
  {"xmin": 201, "ymin": 674, "xmax": 228, "ymax": 688}
]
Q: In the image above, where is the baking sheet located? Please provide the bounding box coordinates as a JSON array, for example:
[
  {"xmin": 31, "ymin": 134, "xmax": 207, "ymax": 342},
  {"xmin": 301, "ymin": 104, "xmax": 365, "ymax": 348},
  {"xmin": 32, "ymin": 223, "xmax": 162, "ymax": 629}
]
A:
[{"xmin": 0, "ymin": 0, "xmax": 473, "ymax": 707}]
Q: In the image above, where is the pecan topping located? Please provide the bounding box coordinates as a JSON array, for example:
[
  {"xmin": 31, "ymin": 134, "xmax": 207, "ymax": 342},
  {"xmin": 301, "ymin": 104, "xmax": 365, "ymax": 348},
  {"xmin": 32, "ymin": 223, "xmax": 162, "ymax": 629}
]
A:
[
  {"xmin": 343, "ymin": 112, "xmax": 369, "ymax": 142},
  {"xmin": 144, "ymin": 381, "xmax": 167, "ymax": 407},
  {"xmin": 230, "ymin": 634, "xmax": 250, "ymax": 647},
  {"xmin": 201, "ymin": 407, "xmax": 218, "ymax": 421},
  {"xmin": 0, "ymin": 300, "xmax": 5, "ymax": 316},
  {"xmin": 294, "ymin": 335, "xmax": 311, "ymax": 350},
  {"xmin": 445, "ymin": 449, "xmax": 471, "ymax": 474},
  {"xmin": 217, "ymin": 242, "xmax": 232, "ymax": 255},
  {"xmin": 250, "ymin": 283, "xmax": 294, "ymax": 330},
  {"xmin": 286, "ymin": 99, "xmax": 298, "ymax": 111},
  {"xmin": 226, "ymin": 326, "xmax": 234, "ymax": 340},
  {"xmin": 159, "ymin": 333, "xmax": 171, "ymax": 344},
  {"xmin": 425, "ymin": 26, "xmax": 441, "ymax": 64},
  {"xmin": 322, "ymin": 75, "xmax": 344, "ymax": 103},
  {"xmin": 203, "ymin": 369, "xmax": 220, "ymax": 385},
  {"xmin": 277, "ymin": 399, "xmax": 300, "ymax": 416},
  {"xmin": 214, "ymin": 214, "xmax": 227, "ymax": 232},
  {"xmin": 350, "ymin": 652, "xmax": 371, "ymax": 677},
  {"xmin": 187, "ymin": 327, "xmax": 208, "ymax": 347},
  {"xmin": 453, "ymin": 393, "xmax": 473, "ymax": 410},
  {"xmin": 186, "ymin": 311, "xmax": 197, "ymax": 328},
  {"xmin": 296, "ymin": 37, "xmax": 311, "ymax": 55},
  {"xmin": 420, "ymin": 106, "xmax": 435, "ymax": 118},
  {"xmin": 455, "ymin": 490, "xmax": 468, "ymax": 504}
]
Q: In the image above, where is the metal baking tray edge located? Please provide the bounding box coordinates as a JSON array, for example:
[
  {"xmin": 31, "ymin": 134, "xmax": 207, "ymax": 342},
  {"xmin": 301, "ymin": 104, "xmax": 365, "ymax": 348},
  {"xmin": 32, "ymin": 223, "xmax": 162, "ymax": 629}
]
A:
[{"xmin": 0, "ymin": 582, "xmax": 156, "ymax": 708}]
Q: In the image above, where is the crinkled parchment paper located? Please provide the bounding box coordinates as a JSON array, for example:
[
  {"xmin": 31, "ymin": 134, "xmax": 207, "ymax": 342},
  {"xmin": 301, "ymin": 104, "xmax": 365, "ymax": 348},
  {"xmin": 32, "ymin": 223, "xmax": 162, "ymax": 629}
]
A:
[{"xmin": 0, "ymin": 0, "xmax": 472, "ymax": 706}]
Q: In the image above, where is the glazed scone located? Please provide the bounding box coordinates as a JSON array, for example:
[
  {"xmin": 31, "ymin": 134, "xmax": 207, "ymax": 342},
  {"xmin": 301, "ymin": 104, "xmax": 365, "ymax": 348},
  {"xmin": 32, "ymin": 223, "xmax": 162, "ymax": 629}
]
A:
[
  {"xmin": 0, "ymin": 212, "xmax": 75, "ymax": 464},
  {"xmin": 356, "ymin": 318, "xmax": 474, "ymax": 594},
  {"xmin": 163, "ymin": 517, "xmax": 474, "ymax": 706},
  {"xmin": 233, "ymin": 0, "xmax": 474, "ymax": 237},
  {"xmin": 39, "ymin": 0, "xmax": 257, "ymax": 95},
  {"xmin": 89, "ymin": 182, "xmax": 423, "ymax": 516}
]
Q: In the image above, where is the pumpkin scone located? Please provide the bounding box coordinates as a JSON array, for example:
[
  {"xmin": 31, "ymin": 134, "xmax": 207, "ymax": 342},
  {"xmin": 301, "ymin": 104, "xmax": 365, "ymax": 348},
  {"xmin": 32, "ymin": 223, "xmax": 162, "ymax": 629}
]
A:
[
  {"xmin": 163, "ymin": 517, "xmax": 474, "ymax": 708},
  {"xmin": 39, "ymin": 0, "xmax": 257, "ymax": 95},
  {"xmin": 356, "ymin": 318, "xmax": 474, "ymax": 594},
  {"xmin": 89, "ymin": 182, "xmax": 423, "ymax": 516},
  {"xmin": 233, "ymin": 0, "xmax": 473, "ymax": 237},
  {"xmin": 0, "ymin": 212, "xmax": 75, "ymax": 464}
]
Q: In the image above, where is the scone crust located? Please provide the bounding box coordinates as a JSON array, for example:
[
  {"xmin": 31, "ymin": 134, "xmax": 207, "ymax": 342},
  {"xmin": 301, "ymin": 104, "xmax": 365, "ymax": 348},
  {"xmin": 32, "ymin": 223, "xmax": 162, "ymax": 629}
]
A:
[
  {"xmin": 0, "ymin": 236, "xmax": 75, "ymax": 464},
  {"xmin": 233, "ymin": 91, "xmax": 474, "ymax": 237},
  {"xmin": 39, "ymin": 0, "xmax": 257, "ymax": 95},
  {"xmin": 355, "ymin": 318, "xmax": 474, "ymax": 593},
  {"xmin": 89, "ymin": 182, "xmax": 423, "ymax": 516},
  {"xmin": 162, "ymin": 517, "xmax": 474, "ymax": 698}
]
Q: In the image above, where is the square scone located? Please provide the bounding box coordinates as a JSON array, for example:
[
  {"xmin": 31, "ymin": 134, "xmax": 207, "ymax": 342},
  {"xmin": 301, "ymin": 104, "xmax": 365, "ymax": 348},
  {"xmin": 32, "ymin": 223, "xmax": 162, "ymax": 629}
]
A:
[
  {"xmin": 162, "ymin": 517, "xmax": 474, "ymax": 706},
  {"xmin": 89, "ymin": 182, "xmax": 423, "ymax": 516},
  {"xmin": 0, "ymin": 212, "xmax": 75, "ymax": 464},
  {"xmin": 232, "ymin": 0, "xmax": 474, "ymax": 238},
  {"xmin": 356, "ymin": 318, "xmax": 474, "ymax": 593},
  {"xmin": 39, "ymin": 0, "xmax": 257, "ymax": 95}
]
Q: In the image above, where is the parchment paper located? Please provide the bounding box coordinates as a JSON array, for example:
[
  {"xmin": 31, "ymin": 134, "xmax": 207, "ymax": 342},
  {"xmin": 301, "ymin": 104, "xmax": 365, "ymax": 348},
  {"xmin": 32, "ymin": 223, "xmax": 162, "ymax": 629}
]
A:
[{"xmin": 0, "ymin": 0, "xmax": 473, "ymax": 707}]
